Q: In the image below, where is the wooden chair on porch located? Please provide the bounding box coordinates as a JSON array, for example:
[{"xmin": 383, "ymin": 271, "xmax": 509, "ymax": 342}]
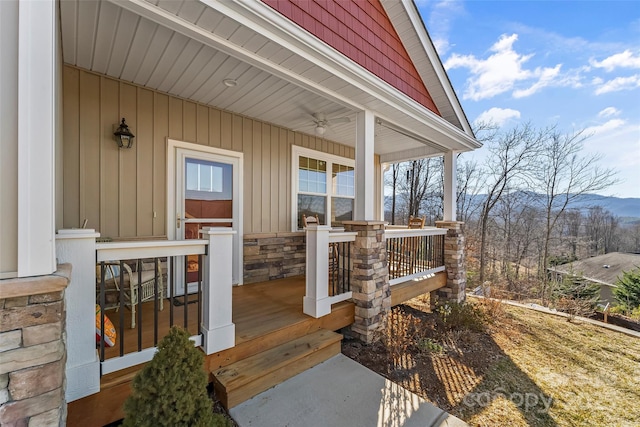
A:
[
  {"xmin": 302, "ymin": 214, "xmax": 319, "ymax": 228},
  {"xmin": 96, "ymin": 259, "xmax": 165, "ymax": 328}
]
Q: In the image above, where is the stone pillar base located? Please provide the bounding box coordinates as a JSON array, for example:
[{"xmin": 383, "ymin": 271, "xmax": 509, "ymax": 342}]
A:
[
  {"xmin": 342, "ymin": 221, "xmax": 390, "ymax": 344},
  {"xmin": 435, "ymin": 221, "xmax": 467, "ymax": 305}
]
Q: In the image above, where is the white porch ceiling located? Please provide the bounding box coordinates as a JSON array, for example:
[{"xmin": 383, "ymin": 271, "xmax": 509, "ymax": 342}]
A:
[{"xmin": 59, "ymin": 0, "xmax": 477, "ymax": 161}]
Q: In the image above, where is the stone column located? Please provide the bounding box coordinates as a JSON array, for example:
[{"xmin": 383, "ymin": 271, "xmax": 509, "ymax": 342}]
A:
[
  {"xmin": 433, "ymin": 221, "xmax": 466, "ymax": 305},
  {"xmin": 342, "ymin": 221, "xmax": 390, "ymax": 344},
  {"xmin": 0, "ymin": 266, "xmax": 70, "ymax": 426}
]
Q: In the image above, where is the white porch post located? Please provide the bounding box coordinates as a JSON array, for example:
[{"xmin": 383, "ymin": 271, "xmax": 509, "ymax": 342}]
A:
[
  {"xmin": 303, "ymin": 225, "xmax": 332, "ymax": 318},
  {"xmin": 17, "ymin": 0, "xmax": 57, "ymax": 277},
  {"xmin": 355, "ymin": 110, "xmax": 376, "ymax": 220},
  {"xmin": 443, "ymin": 151, "xmax": 457, "ymax": 222},
  {"xmin": 199, "ymin": 227, "xmax": 236, "ymax": 355},
  {"xmin": 55, "ymin": 229, "xmax": 101, "ymax": 402}
]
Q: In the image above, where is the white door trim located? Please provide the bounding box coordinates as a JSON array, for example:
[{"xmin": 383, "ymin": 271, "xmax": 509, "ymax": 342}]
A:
[{"xmin": 167, "ymin": 139, "xmax": 243, "ymax": 285}]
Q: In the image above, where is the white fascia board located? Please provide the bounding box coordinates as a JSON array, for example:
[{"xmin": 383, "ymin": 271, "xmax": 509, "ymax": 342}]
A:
[
  {"xmin": 396, "ymin": 0, "xmax": 476, "ymax": 138},
  {"xmin": 115, "ymin": 0, "xmax": 479, "ymax": 152}
]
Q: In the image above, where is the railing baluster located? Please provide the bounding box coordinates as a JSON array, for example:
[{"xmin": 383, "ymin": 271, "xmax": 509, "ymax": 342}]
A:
[
  {"xmin": 137, "ymin": 259, "xmax": 143, "ymax": 352},
  {"xmin": 99, "ymin": 262, "xmax": 106, "ymax": 363},
  {"xmin": 153, "ymin": 257, "xmax": 159, "ymax": 346},
  {"xmin": 198, "ymin": 254, "xmax": 203, "ymax": 336},
  {"xmin": 170, "ymin": 256, "xmax": 174, "ymax": 327},
  {"xmin": 184, "ymin": 256, "xmax": 188, "ymax": 329},
  {"xmin": 119, "ymin": 261, "xmax": 125, "ymax": 357}
]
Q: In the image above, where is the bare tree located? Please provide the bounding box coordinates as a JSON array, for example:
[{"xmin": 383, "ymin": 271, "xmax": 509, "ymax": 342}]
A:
[
  {"xmin": 535, "ymin": 129, "xmax": 618, "ymax": 299},
  {"xmin": 456, "ymin": 157, "xmax": 484, "ymax": 223},
  {"xmin": 477, "ymin": 123, "xmax": 547, "ymax": 284}
]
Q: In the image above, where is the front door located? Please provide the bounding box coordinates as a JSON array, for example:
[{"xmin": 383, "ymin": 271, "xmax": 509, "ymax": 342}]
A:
[{"xmin": 169, "ymin": 140, "xmax": 243, "ymax": 292}]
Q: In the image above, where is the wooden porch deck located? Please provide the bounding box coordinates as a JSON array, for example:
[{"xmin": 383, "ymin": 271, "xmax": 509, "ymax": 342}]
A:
[{"xmin": 68, "ymin": 276, "xmax": 355, "ymax": 427}]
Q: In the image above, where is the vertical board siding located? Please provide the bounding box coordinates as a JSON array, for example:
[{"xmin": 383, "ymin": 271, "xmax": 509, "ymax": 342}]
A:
[
  {"xmin": 62, "ymin": 66, "xmax": 80, "ymax": 229},
  {"xmin": 62, "ymin": 66, "xmax": 355, "ymax": 238}
]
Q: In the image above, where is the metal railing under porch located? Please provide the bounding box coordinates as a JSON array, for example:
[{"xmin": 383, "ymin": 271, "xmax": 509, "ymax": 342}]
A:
[{"xmin": 385, "ymin": 227, "xmax": 446, "ymax": 286}]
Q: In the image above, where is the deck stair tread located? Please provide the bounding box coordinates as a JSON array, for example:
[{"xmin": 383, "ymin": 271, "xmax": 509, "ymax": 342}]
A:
[{"xmin": 213, "ymin": 329, "xmax": 342, "ymax": 408}]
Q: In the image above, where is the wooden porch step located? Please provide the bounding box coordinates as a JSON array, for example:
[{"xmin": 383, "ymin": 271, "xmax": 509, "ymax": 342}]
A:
[{"xmin": 213, "ymin": 329, "xmax": 342, "ymax": 409}]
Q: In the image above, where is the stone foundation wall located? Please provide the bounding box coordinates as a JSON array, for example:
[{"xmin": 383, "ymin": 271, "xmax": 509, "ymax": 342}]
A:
[
  {"xmin": 434, "ymin": 221, "xmax": 466, "ymax": 304},
  {"xmin": 243, "ymin": 232, "xmax": 306, "ymax": 284},
  {"xmin": 0, "ymin": 265, "xmax": 70, "ymax": 427},
  {"xmin": 343, "ymin": 221, "xmax": 390, "ymax": 344}
]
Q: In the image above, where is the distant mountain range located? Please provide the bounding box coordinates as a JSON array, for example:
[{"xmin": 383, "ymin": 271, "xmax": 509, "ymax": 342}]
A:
[
  {"xmin": 566, "ymin": 194, "xmax": 640, "ymax": 219},
  {"xmin": 385, "ymin": 193, "xmax": 640, "ymax": 220}
]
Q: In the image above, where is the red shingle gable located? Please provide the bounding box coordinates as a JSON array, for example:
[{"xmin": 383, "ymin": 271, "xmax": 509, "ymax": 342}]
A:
[{"xmin": 261, "ymin": 0, "xmax": 441, "ymax": 116}]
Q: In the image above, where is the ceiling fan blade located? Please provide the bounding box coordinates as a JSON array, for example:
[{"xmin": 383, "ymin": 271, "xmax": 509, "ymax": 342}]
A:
[{"xmin": 329, "ymin": 117, "xmax": 351, "ymax": 124}]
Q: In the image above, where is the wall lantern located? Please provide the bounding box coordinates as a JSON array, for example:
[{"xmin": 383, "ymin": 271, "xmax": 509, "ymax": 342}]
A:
[{"xmin": 114, "ymin": 118, "xmax": 135, "ymax": 149}]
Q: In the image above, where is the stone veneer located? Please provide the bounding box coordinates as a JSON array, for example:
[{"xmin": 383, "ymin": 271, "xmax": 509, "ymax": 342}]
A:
[
  {"xmin": 0, "ymin": 265, "xmax": 70, "ymax": 427},
  {"xmin": 243, "ymin": 232, "xmax": 306, "ymax": 284},
  {"xmin": 343, "ymin": 221, "xmax": 390, "ymax": 344},
  {"xmin": 433, "ymin": 221, "xmax": 466, "ymax": 304}
]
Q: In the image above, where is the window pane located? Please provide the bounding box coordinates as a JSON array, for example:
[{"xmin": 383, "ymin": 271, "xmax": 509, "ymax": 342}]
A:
[
  {"xmin": 297, "ymin": 195, "xmax": 326, "ymax": 229},
  {"xmin": 331, "ymin": 197, "xmax": 354, "ymax": 227},
  {"xmin": 298, "ymin": 156, "xmax": 327, "ymax": 195},
  {"xmin": 332, "ymin": 163, "xmax": 354, "ymax": 196}
]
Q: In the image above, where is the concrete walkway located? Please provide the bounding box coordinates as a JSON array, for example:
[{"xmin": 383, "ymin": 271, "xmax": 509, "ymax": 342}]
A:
[{"xmin": 230, "ymin": 354, "xmax": 467, "ymax": 427}]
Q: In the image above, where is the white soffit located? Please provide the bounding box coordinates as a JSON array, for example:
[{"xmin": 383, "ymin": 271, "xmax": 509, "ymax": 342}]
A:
[{"xmin": 60, "ymin": 0, "xmax": 479, "ymax": 155}]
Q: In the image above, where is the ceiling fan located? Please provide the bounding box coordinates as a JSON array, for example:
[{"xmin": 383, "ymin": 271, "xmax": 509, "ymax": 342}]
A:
[{"xmin": 307, "ymin": 112, "xmax": 351, "ymax": 136}]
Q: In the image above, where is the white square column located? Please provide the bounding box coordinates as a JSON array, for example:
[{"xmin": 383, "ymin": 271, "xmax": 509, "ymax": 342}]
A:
[
  {"xmin": 199, "ymin": 227, "xmax": 236, "ymax": 354},
  {"xmin": 443, "ymin": 150, "xmax": 457, "ymax": 222},
  {"xmin": 17, "ymin": 0, "xmax": 58, "ymax": 276},
  {"xmin": 354, "ymin": 110, "xmax": 376, "ymax": 221}
]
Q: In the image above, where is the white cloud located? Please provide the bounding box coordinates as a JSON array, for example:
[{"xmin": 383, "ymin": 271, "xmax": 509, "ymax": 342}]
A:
[
  {"xmin": 426, "ymin": 0, "xmax": 464, "ymax": 56},
  {"xmin": 444, "ymin": 34, "xmax": 565, "ymax": 100},
  {"xmin": 474, "ymin": 107, "xmax": 521, "ymax": 127},
  {"xmin": 513, "ymin": 64, "xmax": 562, "ymax": 98},
  {"xmin": 590, "ymin": 50, "xmax": 640, "ymax": 72},
  {"xmin": 598, "ymin": 107, "xmax": 621, "ymax": 118},
  {"xmin": 594, "ymin": 74, "xmax": 640, "ymax": 95},
  {"xmin": 583, "ymin": 119, "xmax": 626, "ymax": 136}
]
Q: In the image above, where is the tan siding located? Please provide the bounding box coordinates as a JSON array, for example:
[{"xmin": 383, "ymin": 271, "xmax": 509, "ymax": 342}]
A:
[
  {"xmin": 152, "ymin": 93, "xmax": 168, "ymax": 236},
  {"xmin": 119, "ymin": 83, "xmax": 137, "ymax": 237},
  {"xmin": 81, "ymin": 71, "xmax": 102, "ymax": 233},
  {"xmin": 136, "ymin": 87, "xmax": 154, "ymax": 237},
  {"xmin": 62, "ymin": 66, "xmax": 80, "ymax": 229},
  {"xmin": 62, "ymin": 66, "xmax": 354, "ymax": 238}
]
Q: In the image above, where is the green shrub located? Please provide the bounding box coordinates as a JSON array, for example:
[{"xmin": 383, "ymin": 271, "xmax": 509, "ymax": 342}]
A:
[
  {"xmin": 436, "ymin": 302, "xmax": 486, "ymax": 332},
  {"xmin": 417, "ymin": 338, "xmax": 444, "ymax": 354},
  {"xmin": 614, "ymin": 268, "xmax": 640, "ymax": 313},
  {"xmin": 123, "ymin": 326, "xmax": 231, "ymax": 427},
  {"xmin": 551, "ymin": 274, "xmax": 600, "ymax": 319}
]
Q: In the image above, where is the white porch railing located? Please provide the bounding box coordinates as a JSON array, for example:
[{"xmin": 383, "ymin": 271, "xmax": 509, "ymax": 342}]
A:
[
  {"xmin": 385, "ymin": 227, "xmax": 446, "ymax": 286},
  {"xmin": 304, "ymin": 225, "xmax": 357, "ymax": 318},
  {"xmin": 55, "ymin": 227, "xmax": 235, "ymax": 402}
]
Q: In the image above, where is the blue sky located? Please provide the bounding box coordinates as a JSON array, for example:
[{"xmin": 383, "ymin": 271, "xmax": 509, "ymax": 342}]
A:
[{"xmin": 416, "ymin": 0, "xmax": 640, "ymax": 198}]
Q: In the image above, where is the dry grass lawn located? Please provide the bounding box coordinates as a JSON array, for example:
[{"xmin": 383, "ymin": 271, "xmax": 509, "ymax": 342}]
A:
[
  {"xmin": 465, "ymin": 304, "xmax": 640, "ymax": 426},
  {"xmin": 343, "ymin": 299, "xmax": 640, "ymax": 427}
]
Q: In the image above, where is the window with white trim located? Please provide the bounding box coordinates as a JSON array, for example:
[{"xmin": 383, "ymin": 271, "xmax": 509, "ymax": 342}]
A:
[{"xmin": 293, "ymin": 147, "xmax": 355, "ymax": 230}]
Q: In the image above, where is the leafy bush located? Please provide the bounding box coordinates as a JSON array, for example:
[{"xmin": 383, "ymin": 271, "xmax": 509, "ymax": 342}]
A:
[
  {"xmin": 614, "ymin": 268, "xmax": 640, "ymax": 313},
  {"xmin": 551, "ymin": 274, "xmax": 600, "ymax": 320},
  {"xmin": 123, "ymin": 326, "xmax": 231, "ymax": 427},
  {"xmin": 436, "ymin": 302, "xmax": 486, "ymax": 332},
  {"xmin": 417, "ymin": 338, "xmax": 444, "ymax": 354}
]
